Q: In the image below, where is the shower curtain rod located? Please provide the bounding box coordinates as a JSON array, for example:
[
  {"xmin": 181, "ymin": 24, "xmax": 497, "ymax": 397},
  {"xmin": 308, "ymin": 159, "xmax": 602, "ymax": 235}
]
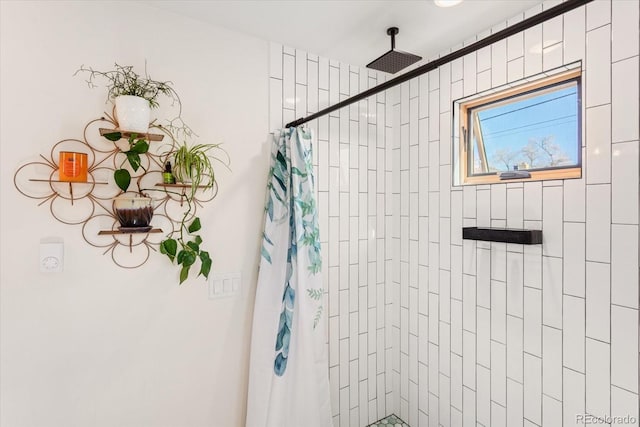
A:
[{"xmin": 286, "ymin": 0, "xmax": 592, "ymax": 128}]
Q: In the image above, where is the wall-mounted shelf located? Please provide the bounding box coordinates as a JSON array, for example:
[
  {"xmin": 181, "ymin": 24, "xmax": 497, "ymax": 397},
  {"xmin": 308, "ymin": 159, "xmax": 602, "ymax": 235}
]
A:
[
  {"xmin": 98, "ymin": 228, "xmax": 163, "ymax": 235},
  {"xmin": 155, "ymin": 182, "xmax": 218, "ymax": 207},
  {"xmin": 462, "ymin": 227, "xmax": 542, "ymax": 244},
  {"xmin": 28, "ymin": 178, "xmax": 109, "ymax": 205},
  {"xmin": 98, "ymin": 228, "xmax": 164, "ymax": 254},
  {"xmin": 155, "ymin": 183, "xmax": 211, "ymax": 189},
  {"xmin": 99, "ymin": 128, "xmax": 165, "ymax": 141},
  {"xmin": 29, "ymin": 179, "xmax": 108, "ymax": 185}
]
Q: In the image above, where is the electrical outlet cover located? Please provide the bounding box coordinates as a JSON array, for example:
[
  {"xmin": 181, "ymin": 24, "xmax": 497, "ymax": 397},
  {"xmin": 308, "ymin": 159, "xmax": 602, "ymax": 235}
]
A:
[
  {"xmin": 209, "ymin": 272, "xmax": 241, "ymax": 299},
  {"xmin": 40, "ymin": 241, "xmax": 64, "ymax": 273}
]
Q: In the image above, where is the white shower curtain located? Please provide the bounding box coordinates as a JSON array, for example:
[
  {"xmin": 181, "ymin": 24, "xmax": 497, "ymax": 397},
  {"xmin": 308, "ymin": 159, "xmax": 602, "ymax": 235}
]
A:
[{"xmin": 246, "ymin": 127, "xmax": 333, "ymax": 427}]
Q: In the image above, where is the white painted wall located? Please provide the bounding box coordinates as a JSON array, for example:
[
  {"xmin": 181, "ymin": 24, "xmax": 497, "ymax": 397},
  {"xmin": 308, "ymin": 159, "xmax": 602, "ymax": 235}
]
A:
[{"xmin": 0, "ymin": 2, "xmax": 269, "ymax": 426}]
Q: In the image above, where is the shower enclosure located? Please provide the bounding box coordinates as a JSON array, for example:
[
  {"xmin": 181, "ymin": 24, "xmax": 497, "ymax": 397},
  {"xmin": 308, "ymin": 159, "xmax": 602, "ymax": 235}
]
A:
[{"xmin": 268, "ymin": 0, "xmax": 639, "ymax": 425}]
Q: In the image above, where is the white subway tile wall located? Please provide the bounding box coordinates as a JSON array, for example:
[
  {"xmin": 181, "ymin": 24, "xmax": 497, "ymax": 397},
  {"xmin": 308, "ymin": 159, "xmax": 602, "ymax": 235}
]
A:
[{"xmin": 270, "ymin": 0, "xmax": 639, "ymax": 425}]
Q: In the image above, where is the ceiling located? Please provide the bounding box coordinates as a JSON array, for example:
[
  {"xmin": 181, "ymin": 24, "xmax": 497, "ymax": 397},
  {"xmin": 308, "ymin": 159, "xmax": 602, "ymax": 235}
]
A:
[{"xmin": 144, "ymin": 0, "xmax": 544, "ymax": 69}]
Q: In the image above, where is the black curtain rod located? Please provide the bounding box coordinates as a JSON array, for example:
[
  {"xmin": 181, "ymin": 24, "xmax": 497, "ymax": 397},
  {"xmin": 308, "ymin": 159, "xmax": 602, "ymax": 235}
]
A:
[{"xmin": 286, "ymin": 0, "xmax": 593, "ymax": 128}]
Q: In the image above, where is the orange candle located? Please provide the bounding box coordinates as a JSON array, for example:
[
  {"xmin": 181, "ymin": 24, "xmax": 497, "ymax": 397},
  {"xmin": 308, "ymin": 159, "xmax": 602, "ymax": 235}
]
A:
[{"xmin": 59, "ymin": 152, "xmax": 88, "ymax": 182}]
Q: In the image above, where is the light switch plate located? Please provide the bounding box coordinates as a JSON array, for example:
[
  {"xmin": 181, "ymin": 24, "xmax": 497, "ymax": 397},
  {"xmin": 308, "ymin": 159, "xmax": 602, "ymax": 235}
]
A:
[
  {"xmin": 40, "ymin": 241, "xmax": 64, "ymax": 273},
  {"xmin": 209, "ymin": 272, "xmax": 241, "ymax": 299}
]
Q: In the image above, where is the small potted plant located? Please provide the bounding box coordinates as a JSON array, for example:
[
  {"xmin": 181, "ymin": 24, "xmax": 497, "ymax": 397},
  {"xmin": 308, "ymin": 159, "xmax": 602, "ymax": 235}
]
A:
[
  {"xmin": 112, "ymin": 193, "xmax": 154, "ymax": 231},
  {"xmin": 160, "ymin": 140, "xmax": 230, "ymax": 283},
  {"xmin": 75, "ymin": 63, "xmax": 181, "ymax": 134},
  {"xmin": 172, "ymin": 142, "xmax": 228, "ymax": 194}
]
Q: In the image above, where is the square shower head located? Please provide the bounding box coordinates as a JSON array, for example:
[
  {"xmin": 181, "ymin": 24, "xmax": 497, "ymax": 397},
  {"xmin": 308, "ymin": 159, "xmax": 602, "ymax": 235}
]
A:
[
  {"xmin": 366, "ymin": 27, "xmax": 422, "ymax": 74},
  {"xmin": 366, "ymin": 49, "xmax": 422, "ymax": 74}
]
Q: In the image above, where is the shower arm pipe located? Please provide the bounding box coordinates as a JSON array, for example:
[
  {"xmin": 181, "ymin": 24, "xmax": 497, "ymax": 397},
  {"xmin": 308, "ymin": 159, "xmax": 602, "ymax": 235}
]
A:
[{"xmin": 286, "ymin": 0, "xmax": 592, "ymax": 128}]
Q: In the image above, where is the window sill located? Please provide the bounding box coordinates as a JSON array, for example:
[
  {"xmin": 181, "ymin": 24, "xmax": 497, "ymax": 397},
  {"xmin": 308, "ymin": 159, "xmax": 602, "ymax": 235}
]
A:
[{"xmin": 462, "ymin": 166, "xmax": 581, "ymax": 185}]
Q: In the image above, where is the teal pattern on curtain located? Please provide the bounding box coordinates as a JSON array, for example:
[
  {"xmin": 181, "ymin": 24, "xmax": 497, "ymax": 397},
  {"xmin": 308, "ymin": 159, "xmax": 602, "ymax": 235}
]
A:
[
  {"xmin": 246, "ymin": 127, "xmax": 332, "ymax": 427},
  {"xmin": 261, "ymin": 127, "xmax": 323, "ymax": 376}
]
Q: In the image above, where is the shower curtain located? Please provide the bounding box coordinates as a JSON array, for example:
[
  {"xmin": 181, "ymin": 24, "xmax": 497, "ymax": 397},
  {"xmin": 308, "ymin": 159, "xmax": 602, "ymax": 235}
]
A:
[{"xmin": 246, "ymin": 127, "xmax": 333, "ymax": 427}]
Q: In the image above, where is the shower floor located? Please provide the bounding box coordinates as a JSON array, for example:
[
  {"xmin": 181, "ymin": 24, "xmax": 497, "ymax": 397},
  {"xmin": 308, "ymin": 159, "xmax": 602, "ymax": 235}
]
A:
[{"xmin": 367, "ymin": 414, "xmax": 410, "ymax": 427}]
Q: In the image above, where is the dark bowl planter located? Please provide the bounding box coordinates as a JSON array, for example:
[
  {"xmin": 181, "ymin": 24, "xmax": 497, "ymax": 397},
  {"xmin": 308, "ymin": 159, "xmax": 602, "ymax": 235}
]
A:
[{"xmin": 113, "ymin": 195, "xmax": 154, "ymax": 228}]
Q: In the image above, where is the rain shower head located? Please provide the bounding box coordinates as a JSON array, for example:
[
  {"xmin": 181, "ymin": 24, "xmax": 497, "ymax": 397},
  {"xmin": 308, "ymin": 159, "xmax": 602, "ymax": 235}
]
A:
[{"xmin": 366, "ymin": 27, "xmax": 422, "ymax": 74}]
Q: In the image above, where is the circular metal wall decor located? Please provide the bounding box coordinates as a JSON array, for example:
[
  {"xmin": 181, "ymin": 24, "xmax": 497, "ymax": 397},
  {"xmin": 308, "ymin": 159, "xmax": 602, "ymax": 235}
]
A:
[{"xmin": 14, "ymin": 114, "xmax": 218, "ymax": 268}]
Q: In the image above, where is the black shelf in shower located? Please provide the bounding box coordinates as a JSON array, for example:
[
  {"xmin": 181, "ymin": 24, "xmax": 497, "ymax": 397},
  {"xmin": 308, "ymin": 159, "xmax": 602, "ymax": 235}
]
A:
[{"xmin": 462, "ymin": 227, "xmax": 542, "ymax": 245}]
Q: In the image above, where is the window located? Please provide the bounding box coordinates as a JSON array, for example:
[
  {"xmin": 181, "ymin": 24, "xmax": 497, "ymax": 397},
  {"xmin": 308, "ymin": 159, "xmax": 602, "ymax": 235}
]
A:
[{"xmin": 455, "ymin": 66, "xmax": 582, "ymax": 185}]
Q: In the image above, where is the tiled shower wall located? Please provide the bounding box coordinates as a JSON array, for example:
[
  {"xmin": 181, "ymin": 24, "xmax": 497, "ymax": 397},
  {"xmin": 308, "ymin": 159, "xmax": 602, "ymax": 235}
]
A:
[
  {"xmin": 269, "ymin": 44, "xmax": 393, "ymax": 425},
  {"xmin": 392, "ymin": 1, "xmax": 639, "ymax": 426},
  {"xmin": 270, "ymin": 0, "xmax": 640, "ymax": 426}
]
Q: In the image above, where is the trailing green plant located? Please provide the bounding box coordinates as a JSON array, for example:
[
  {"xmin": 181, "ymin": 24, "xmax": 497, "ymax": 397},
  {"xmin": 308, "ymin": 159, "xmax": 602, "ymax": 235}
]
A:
[
  {"xmin": 159, "ymin": 215, "xmax": 210, "ymax": 284},
  {"xmin": 75, "ymin": 63, "xmax": 180, "ymax": 109},
  {"xmin": 102, "ymin": 131, "xmax": 149, "ymax": 192},
  {"xmin": 159, "ymin": 140, "xmax": 230, "ymax": 284}
]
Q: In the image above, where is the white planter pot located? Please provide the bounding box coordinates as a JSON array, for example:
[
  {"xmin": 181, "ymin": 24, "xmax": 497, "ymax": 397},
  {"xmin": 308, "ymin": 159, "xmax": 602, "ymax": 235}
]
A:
[{"xmin": 115, "ymin": 95, "xmax": 151, "ymax": 134}]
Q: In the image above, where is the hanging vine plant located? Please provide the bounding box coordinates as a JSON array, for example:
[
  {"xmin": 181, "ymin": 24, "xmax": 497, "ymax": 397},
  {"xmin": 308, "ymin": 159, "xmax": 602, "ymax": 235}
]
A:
[
  {"xmin": 101, "ymin": 131, "xmax": 150, "ymax": 192},
  {"xmin": 158, "ymin": 139, "xmax": 230, "ymax": 284}
]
